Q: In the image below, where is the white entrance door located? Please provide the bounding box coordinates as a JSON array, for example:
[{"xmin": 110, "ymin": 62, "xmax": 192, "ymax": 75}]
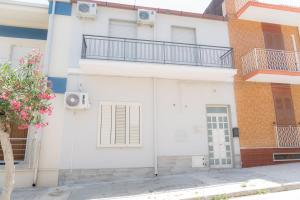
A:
[{"xmin": 207, "ymin": 107, "xmax": 232, "ymax": 168}]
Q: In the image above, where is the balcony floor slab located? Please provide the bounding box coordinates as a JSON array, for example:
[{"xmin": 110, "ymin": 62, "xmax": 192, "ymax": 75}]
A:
[
  {"xmin": 72, "ymin": 59, "xmax": 237, "ymax": 82},
  {"xmin": 244, "ymin": 70, "xmax": 300, "ymax": 84},
  {"xmin": 237, "ymin": 1, "xmax": 300, "ymax": 26}
]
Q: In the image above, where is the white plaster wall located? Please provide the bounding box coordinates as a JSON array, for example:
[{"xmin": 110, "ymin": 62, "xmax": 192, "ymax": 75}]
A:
[
  {"xmin": 0, "ymin": 4, "xmax": 48, "ymax": 29},
  {"xmin": 59, "ymin": 75, "xmax": 237, "ymax": 169},
  {"xmin": 0, "ymin": 37, "xmax": 45, "ymax": 63},
  {"xmin": 48, "ymin": 14, "xmax": 73, "ymax": 77},
  {"xmin": 60, "ymin": 75, "xmax": 155, "ymax": 169},
  {"xmin": 156, "ymin": 79, "xmax": 237, "ymax": 156},
  {"xmin": 68, "ymin": 5, "xmax": 230, "ymax": 68}
]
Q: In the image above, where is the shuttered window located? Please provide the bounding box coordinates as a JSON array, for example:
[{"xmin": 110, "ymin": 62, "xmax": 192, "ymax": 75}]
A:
[
  {"xmin": 98, "ymin": 102, "xmax": 142, "ymax": 147},
  {"xmin": 109, "ymin": 20, "xmax": 137, "ymax": 38},
  {"xmin": 171, "ymin": 26, "xmax": 196, "ymax": 44}
]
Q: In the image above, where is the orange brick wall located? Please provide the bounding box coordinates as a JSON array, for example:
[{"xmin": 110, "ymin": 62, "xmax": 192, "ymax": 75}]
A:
[{"xmin": 225, "ymin": 0, "xmax": 300, "ymax": 148}]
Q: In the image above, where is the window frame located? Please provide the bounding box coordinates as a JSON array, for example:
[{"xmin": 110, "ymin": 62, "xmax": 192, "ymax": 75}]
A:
[{"xmin": 97, "ymin": 102, "xmax": 143, "ymax": 148}]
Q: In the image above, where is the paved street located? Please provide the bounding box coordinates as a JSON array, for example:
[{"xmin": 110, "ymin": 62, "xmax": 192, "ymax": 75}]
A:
[
  {"xmin": 232, "ymin": 189, "xmax": 300, "ymax": 200},
  {"xmin": 10, "ymin": 163, "xmax": 300, "ymax": 200}
]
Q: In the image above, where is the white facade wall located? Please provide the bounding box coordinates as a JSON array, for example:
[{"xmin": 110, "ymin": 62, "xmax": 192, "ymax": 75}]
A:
[
  {"xmin": 54, "ymin": 4, "xmax": 239, "ymax": 175},
  {"xmin": 59, "ymin": 75, "xmax": 238, "ymax": 171},
  {"xmin": 156, "ymin": 80, "xmax": 237, "ymax": 156},
  {"xmin": 0, "ymin": 1, "xmax": 239, "ymax": 186},
  {"xmin": 61, "ymin": 75, "xmax": 155, "ymax": 169}
]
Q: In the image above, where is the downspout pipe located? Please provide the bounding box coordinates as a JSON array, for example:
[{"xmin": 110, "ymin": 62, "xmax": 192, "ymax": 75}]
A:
[
  {"xmin": 153, "ymin": 78, "xmax": 158, "ymax": 176},
  {"xmin": 153, "ymin": 14, "xmax": 158, "ymax": 176},
  {"xmin": 32, "ymin": 0, "xmax": 56, "ymax": 187}
]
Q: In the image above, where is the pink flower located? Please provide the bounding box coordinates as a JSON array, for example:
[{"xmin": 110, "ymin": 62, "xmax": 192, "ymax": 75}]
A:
[
  {"xmin": 35, "ymin": 123, "xmax": 43, "ymax": 129},
  {"xmin": 10, "ymin": 100, "xmax": 21, "ymax": 110},
  {"xmin": 20, "ymin": 110, "xmax": 28, "ymax": 120},
  {"xmin": 38, "ymin": 93, "xmax": 55, "ymax": 100},
  {"xmin": 18, "ymin": 124, "xmax": 29, "ymax": 130},
  {"xmin": 28, "ymin": 59, "xmax": 35, "ymax": 65},
  {"xmin": 25, "ymin": 106, "xmax": 32, "ymax": 111},
  {"xmin": 0, "ymin": 92, "xmax": 9, "ymax": 100},
  {"xmin": 39, "ymin": 106, "xmax": 53, "ymax": 116},
  {"xmin": 19, "ymin": 58, "xmax": 25, "ymax": 65},
  {"xmin": 34, "ymin": 122, "xmax": 48, "ymax": 129}
]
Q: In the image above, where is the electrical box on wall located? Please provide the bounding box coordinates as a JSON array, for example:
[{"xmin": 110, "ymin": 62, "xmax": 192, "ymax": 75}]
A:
[{"xmin": 192, "ymin": 156, "xmax": 207, "ymax": 168}]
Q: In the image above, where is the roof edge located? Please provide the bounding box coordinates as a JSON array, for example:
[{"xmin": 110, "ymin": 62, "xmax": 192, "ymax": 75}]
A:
[{"xmin": 71, "ymin": 0, "xmax": 226, "ymax": 21}]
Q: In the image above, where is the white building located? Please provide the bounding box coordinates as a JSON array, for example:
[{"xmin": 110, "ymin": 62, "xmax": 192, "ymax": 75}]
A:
[{"xmin": 0, "ymin": 0, "xmax": 240, "ymax": 187}]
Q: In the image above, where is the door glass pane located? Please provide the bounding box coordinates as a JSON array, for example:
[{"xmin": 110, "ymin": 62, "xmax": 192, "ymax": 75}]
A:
[
  {"xmin": 208, "ymin": 130, "xmax": 212, "ymax": 136},
  {"xmin": 213, "ymin": 123, "xmax": 217, "ymax": 129},
  {"xmin": 215, "ymin": 159, "xmax": 219, "ymax": 165},
  {"xmin": 207, "ymin": 117, "xmax": 212, "ymax": 122},
  {"xmin": 208, "ymin": 123, "xmax": 212, "ymax": 129},
  {"xmin": 219, "ymin": 123, "xmax": 224, "ymax": 129},
  {"xmin": 224, "ymin": 123, "xmax": 228, "ymax": 128},
  {"xmin": 225, "ymin": 130, "xmax": 229, "ymax": 135},
  {"xmin": 207, "ymin": 107, "xmax": 227, "ymax": 113},
  {"xmin": 225, "ymin": 136, "xmax": 229, "ymax": 142},
  {"xmin": 223, "ymin": 117, "xmax": 228, "ymax": 122},
  {"xmin": 212, "ymin": 117, "xmax": 217, "ymax": 122}
]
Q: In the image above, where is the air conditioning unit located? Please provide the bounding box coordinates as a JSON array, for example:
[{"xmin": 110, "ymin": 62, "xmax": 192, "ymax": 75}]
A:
[
  {"xmin": 77, "ymin": 1, "xmax": 97, "ymax": 19},
  {"xmin": 65, "ymin": 92, "xmax": 89, "ymax": 110},
  {"xmin": 137, "ymin": 9, "xmax": 156, "ymax": 25}
]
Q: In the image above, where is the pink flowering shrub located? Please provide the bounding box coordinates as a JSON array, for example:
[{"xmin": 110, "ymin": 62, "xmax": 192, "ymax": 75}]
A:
[{"xmin": 0, "ymin": 50, "xmax": 55, "ymax": 130}]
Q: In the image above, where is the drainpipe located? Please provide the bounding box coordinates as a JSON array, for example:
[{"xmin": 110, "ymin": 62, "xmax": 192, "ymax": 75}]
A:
[
  {"xmin": 32, "ymin": 0, "xmax": 56, "ymax": 187},
  {"xmin": 291, "ymin": 34, "xmax": 300, "ymax": 71},
  {"xmin": 153, "ymin": 78, "xmax": 158, "ymax": 176}
]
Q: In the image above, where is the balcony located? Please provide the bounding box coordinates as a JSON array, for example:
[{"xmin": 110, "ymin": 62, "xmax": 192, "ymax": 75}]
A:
[
  {"xmin": 76, "ymin": 35, "xmax": 237, "ymax": 82},
  {"xmin": 235, "ymin": 0, "xmax": 300, "ymax": 26},
  {"xmin": 275, "ymin": 126, "xmax": 300, "ymax": 147},
  {"xmin": 242, "ymin": 48, "xmax": 300, "ymax": 84}
]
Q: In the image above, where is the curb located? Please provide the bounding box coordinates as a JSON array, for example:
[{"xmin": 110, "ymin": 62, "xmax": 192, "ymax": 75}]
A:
[{"xmin": 185, "ymin": 183, "xmax": 300, "ymax": 200}]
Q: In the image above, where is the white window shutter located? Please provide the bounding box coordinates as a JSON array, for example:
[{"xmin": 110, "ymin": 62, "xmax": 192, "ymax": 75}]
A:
[
  {"xmin": 99, "ymin": 105, "xmax": 112, "ymax": 145},
  {"xmin": 129, "ymin": 105, "xmax": 140, "ymax": 145},
  {"xmin": 98, "ymin": 102, "xmax": 142, "ymax": 147},
  {"xmin": 115, "ymin": 104, "xmax": 126, "ymax": 144}
]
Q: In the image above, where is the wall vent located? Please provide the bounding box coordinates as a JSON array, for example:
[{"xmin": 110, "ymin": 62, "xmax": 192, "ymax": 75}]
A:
[{"xmin": 273, "ymin": 153, "xmax": 300, "ymax": 161}]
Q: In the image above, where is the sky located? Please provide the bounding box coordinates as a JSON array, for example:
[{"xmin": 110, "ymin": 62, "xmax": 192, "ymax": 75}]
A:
[{"xmin": 15, "ymin": 0, "xmax": 213, "ymax": 13}]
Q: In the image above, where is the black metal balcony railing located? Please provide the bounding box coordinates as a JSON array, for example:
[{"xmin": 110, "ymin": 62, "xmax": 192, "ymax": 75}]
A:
[{"xmin": 81, "ymin": 35, "xmax": 234, "ymax": 69}]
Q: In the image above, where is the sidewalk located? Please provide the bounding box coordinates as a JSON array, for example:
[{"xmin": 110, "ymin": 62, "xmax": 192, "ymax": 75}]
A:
[{"xmin": 12, "ymin": 163, "xmax": 300, "ymax": 200}]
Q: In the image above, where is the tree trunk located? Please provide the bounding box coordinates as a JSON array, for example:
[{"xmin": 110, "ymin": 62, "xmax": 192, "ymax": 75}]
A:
[{"xmin": 0, "ymin": 127, "xmax": 15, "ymax": 200}]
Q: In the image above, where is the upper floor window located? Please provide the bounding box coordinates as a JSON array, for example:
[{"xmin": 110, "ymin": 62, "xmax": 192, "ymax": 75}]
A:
[
  {"xmin": 109, "ymin": 20, "xmax": 137, "ymax": 39},
  {"xmin": 171, "ymin": 26, "xmax": 196, "ymax": 44}
]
